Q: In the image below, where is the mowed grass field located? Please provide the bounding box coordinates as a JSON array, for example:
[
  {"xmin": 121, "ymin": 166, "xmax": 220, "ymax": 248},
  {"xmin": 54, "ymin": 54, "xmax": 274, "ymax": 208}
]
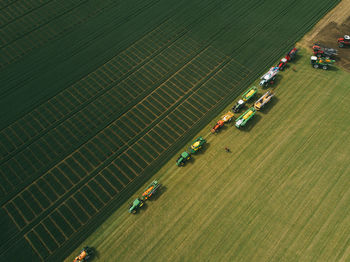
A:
[
  {"xmin": 67, "ymin": 50, "xmax": 350, "ymax": 262},
  {"xmin": 0, "ymin": 0, "xmax": 342, "ymax": 261}
]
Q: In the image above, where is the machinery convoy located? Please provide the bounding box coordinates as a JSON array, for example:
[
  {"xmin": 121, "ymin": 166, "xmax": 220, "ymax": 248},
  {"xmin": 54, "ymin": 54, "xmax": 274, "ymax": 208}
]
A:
[{"xmin": 126, "ymin": 37, "xmax": 343, "ymax": 216}]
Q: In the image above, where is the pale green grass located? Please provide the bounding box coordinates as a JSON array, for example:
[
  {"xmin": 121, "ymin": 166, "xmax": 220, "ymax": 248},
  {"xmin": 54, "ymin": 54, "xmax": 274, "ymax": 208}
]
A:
[{"xmin": 66, "ymin": 50, "xmax": 350, "ymax": 262}]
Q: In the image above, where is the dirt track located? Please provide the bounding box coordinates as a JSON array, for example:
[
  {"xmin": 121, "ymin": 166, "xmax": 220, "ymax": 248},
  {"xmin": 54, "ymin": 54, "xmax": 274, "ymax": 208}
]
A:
[{"xmin": 299, "ymin": 1, "xmax": 350, "ymax": 71}]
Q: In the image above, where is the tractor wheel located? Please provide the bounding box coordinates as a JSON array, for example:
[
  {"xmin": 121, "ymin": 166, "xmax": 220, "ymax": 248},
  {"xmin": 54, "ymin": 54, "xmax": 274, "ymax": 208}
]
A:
[
  {"xmin": 322, "ymin": 65, "xmax": 328, "ymax": 70},
  {"xmin": 339, "ymin": 43, "xmax": 344, "ymax": 48},
  {"xmin": 313, "ymin": 64, "xmax": 319, "ymax": 69}
]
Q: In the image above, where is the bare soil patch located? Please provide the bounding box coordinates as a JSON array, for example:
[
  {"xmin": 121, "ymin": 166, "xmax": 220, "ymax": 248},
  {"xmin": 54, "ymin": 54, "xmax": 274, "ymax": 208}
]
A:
[{"xmin": 298, "ymin": 1, "xmax": 350, "ymax": 72}]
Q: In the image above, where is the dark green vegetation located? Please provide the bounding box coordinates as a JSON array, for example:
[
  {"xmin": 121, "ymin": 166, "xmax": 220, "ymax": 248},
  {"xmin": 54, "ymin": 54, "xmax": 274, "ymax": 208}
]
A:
[{"xmin": 0, "ymin": 0, "xmax": 340, "ymax": 261}]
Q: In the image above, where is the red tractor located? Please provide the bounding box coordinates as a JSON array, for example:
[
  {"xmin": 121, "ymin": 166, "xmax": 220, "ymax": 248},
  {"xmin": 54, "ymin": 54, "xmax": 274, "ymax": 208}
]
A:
[
  {"xmin": 211, "ymin": 120, "xmax": 224, "ymax": 133},
  {"xmin": 285, "ymin": 47, "xmax": 298, "ymax": 61},
  {"xmin": 276, "ymin": 57, "xmax": 288, "ymax": 71},
  {"xmin": 338, "ymin": 35, "xmax": 350, "ymax": 48},
  {"xmin": 276, "ymin": 47, "xmax": 298, "ymax": 71},
  {"xmin": 312, "ymin": 44, "xmax": 337, "ymax": 58}
]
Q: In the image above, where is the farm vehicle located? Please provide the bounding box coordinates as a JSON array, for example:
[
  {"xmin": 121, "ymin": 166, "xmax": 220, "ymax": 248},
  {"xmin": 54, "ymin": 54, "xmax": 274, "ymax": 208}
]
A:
[
  {"xmin": 129, "ymin": 180, "xmax": 161, "ymax": 213},
  {"xmin": 73, "ymin": 247, "xmax": 93, "ymax": 262},
  {"xmin": 232, "ymin": 99, "xmax": 246, "ymax": 113},
  {"xmin": 277, "ymin": 47, "xmax": 298, "ymax": 70},
  {"xmin": 211, "ymin": 120, "xmax": 224, "ymax": 133},
  {"xmin": 176, "ymin": 137, "xmax": 206, "ymax": 167},
  {"xmin": 312, "ymin": 44, "xmax": 337, "ymax": 58},
  {"xmin": 338, "ymin": 35, "xmax": 350, "ymax": 48},
  {"xmin": 189, "ymin": 136, "xmax": 206, "ymax": 154},
  {"xmin": 259, "ymin": 67, "xmax": 279, "ymax": 87},
  {"xmin": 242, "ymin": 86, "xmax": 258, "ymax": 101},
  {"xmin": 176, "ymin": 151, "xmax": 191, "ymax": 166},
  {"xmin": 235, "ymin": 107, "xmax": 256, "ymax": 128},
  {"xmin": 254, "ymin": 91, "xmax": 274, "ymax": 110},
  {"xmin": 285, "ymin": 47, "xmax": 298, "ymax": 61},
  {"xmin": 232, "ymin": 86, "xmax": 258, "ymax": 113},
  {"xmin": 310, "ymin": 56, "xmax": 335, "ymax": 70},
  {"xmin": 221, "ymin": 111, "xmax": 235, "ymax": 123}
]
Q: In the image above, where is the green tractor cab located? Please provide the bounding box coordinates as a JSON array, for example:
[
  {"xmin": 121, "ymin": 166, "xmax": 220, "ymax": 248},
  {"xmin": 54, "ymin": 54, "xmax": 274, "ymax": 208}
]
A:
[
  {"xmin": 128, "ymin": 198, "xmax": 144, "ymax": 214},
  {"xmin": 232, "ymin": 99, "xmax": 246, "ymax": 113},
  {"xmin": 176, "ymin": 151, "xmax": 191, "ymax": 166},
  {"xmin": 310, "ymin": 56, "xmax": 335, "ymax": 70},
  {"xmin": 141, "ymin": 180, "xmax": 161, "ymax": 200},
  {"xmin": 235, "ymin": 107, "xmax": 256, "ymax": 128},
  {"xmin": 242, "ymin": 86, "xmax": 258, "ymax": 102},
  {"xmin": 189, "ymin": 136, "xmax": 206, "ymax": 154}
]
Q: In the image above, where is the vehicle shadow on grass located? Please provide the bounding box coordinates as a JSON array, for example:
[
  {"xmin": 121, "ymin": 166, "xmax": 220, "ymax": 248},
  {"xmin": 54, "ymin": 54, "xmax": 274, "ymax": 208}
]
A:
[
  {"xmin": 258, "ymin": 96, "xmax": 279, "ymax": 114},
  {"xmin": 239, "ymin": 114, "xmax": 262, "ymax": 132},
  {"xmin": 91, "ymin": 247, "xmax": 98, "ymax": 261},
  {"xmin": 150, "ymin": 185, "xmax": 167, "ymax": 201},
  {"xmin": 195, "ymin": 142, "xmax": 210, "ymax": 155}
]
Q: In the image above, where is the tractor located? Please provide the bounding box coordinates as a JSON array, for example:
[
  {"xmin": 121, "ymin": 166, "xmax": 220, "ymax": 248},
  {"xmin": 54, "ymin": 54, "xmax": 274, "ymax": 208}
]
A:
[
  {"xmin": 221, "ymin": 111, "xmax": 235, "ymax": 123},
  {"xmin": 73, "ymin": 247, "xmax": 93, "ymax": 262},
  {"xmin": 128, "ymin": 198, "xmax": 144, "ymax": 213},
  {"xmin": 259, "ymin": 67, "xmax": 279, "ymax": 87},
  {"xmin": 277, "ymin": 47, "xmax": 298, "ymax": 71},
  {"xmin": 141, "ymin": 180, "xmax": 161, "ymax": 200},
  {"xmin": 338, "ymin": 35, "xmax": 350, "ymax": 48},
  {"xmin": 235, "ymin": 107, "xmax": 256, "ymax": 128},
  {"xmin": 310, "ymin": 56, "xmax": 335, "ymax": 70},
  {"xmin": 312, "ymin": 44, "xmax": 337, "ymax": 58},
  {"xmin": 254, "ymin": 91, "xmax": 274, "ymax": 110},
  {"xmin": 285, "ymin": 47, "xmax": 298, "ymax": 61},
  {"xmin": 242, "ymin": 86, "xmax": 258, "ymax": 101},
  {"xmin": 211, "ymin": 120, "xmax": 224, "ymax": 133},
  {"xmin": 176, "ymin": 151, "xmax": 191, "ymax": 166},
  {"xmin": 232, "ymin": 99, "xmax": 246, "ymax": 113},
  {"xmin": 188, "ymin": 136, "xmax": 206, "ymax": 154},
  {"xmin": 277, "ymin": 57, "xmax": 288, "ymax": 71}
]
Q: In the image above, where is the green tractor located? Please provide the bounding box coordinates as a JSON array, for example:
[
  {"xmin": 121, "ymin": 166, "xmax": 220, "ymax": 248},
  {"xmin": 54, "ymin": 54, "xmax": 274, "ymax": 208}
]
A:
[
  {"xmin": 188, "ymin": 136, "xmax": 206, "ymax": 154},
  {"xmin": 242, "ymin": 86, "xmax": 258, "ymax": 102},
  {"xmin": 128, "ymin": 198, "xmax": 144, "ymax": 214},
  {"xmin": 310, "ymin": 56, "xmax": 335, "ymax": 70},
  {"xmin": 128, "ymin": 180, "xmax": 162, "ymax": 214},
  {"xmin": 141, "ymin": 180, "xmax": 161, "ymax": 200},
  {"xmin": 235, "ymin": 107, "xmax": 256, "ymax": 128},
  {"xmin": 176, "ymin": 151, "xmax": 191, "ymax": 166}
]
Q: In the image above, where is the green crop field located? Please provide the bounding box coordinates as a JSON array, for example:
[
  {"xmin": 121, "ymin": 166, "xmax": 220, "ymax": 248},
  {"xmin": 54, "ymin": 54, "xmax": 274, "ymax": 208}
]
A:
[
  {"xmin": 66, "ymin": 49, "xmax": 350, "ymax": 262},
  {"xmin": 0, "ymin": 0, "xmax": 343, "ymax": 261}
]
